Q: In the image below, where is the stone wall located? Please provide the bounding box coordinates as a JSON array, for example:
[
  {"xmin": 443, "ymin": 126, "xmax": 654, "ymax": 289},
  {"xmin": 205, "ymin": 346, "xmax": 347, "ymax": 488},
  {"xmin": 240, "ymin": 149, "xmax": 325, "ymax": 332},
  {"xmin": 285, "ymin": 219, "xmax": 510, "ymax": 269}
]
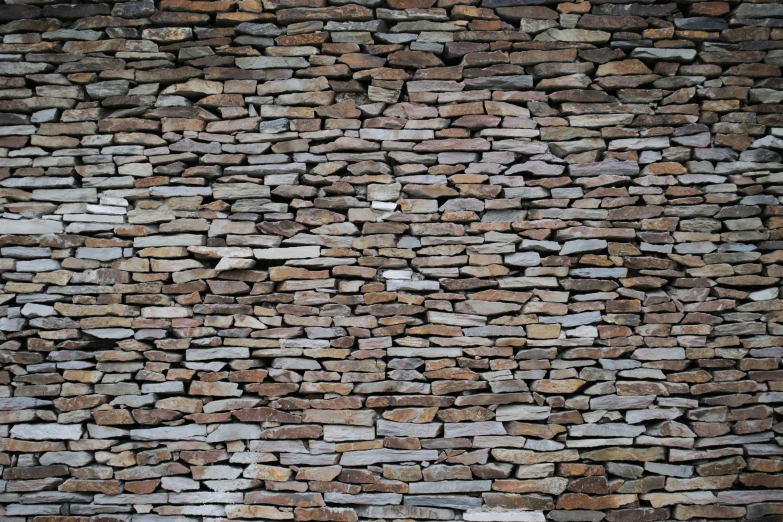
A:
[{"xmin": 0, "ymin": 0, "xmax": 782, "ymax": 521}]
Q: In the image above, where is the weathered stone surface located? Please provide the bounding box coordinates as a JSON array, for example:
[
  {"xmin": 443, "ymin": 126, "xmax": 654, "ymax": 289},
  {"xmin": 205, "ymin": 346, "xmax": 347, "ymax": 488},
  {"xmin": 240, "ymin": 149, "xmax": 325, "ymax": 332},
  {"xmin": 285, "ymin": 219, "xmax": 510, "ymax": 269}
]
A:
[{"xmin": 0, "ymin": 1, "xmax": 781, "ymax": 520}]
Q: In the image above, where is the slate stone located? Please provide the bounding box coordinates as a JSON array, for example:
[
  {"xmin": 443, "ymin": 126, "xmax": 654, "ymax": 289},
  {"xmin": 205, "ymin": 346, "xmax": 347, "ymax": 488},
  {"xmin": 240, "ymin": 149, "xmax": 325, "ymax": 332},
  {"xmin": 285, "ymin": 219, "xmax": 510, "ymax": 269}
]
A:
[{"xmin": 0, "ymin": 1, "xmax": 781, "ymax": 520}]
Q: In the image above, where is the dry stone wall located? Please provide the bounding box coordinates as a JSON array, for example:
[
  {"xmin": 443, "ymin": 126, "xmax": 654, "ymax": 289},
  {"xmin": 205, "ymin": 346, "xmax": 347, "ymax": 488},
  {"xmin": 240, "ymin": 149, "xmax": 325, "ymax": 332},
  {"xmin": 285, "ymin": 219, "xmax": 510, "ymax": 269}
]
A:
[{"xmin": 0, "ymin": 0, "xmax": 782, "ymax": 520}]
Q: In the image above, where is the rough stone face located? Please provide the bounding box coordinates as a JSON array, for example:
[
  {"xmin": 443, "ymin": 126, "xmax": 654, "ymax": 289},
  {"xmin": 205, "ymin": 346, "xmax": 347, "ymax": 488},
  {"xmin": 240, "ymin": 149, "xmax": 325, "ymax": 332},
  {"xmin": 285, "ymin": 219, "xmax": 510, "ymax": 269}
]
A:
[{"xmin": 0, "ymin": 0, "xmax": 782, "ymax": 521}]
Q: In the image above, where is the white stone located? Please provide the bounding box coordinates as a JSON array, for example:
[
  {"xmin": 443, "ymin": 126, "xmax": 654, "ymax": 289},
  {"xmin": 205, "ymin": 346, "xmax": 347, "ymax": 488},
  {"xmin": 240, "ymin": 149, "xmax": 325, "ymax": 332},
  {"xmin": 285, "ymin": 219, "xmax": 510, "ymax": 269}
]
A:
[
  {"xmin": 11, "ymin": 423, "xmax": 83, "ymax": 440},
  {"xmin": 130, "ymin": 425, "xmax": 207, "ymax": 441},
  {"xmin": 254, "ymin": 246, "xmax": 321, "ymax": 259},
  {"xmin": 464, "ymin": 511, "xmax": 545, "ymax": 522}
]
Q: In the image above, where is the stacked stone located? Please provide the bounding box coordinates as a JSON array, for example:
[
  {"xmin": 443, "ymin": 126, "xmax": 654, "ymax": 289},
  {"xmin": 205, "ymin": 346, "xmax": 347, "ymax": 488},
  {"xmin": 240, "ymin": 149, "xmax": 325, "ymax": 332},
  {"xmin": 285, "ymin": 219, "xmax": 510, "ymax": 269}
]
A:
[{"xmin": 1, "ymin": 0, "xmax": 783, "ymax": 520}]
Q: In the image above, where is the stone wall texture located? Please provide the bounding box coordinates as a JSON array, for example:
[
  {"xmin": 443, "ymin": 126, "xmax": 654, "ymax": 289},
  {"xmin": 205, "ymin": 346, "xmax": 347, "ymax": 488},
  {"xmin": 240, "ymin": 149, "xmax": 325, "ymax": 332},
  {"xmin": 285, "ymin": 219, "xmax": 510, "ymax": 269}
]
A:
[{"xmin": 1, "ymin": 0, "xmax": 783, "ymax": 520}]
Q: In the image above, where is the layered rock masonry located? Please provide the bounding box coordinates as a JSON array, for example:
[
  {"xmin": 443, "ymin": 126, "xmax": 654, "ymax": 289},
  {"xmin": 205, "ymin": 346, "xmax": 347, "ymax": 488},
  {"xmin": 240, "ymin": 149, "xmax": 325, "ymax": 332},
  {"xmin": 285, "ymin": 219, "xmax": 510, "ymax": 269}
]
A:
[{"xmin": 1, "ymin": 0, "xmax": 783, "ymax": 520}]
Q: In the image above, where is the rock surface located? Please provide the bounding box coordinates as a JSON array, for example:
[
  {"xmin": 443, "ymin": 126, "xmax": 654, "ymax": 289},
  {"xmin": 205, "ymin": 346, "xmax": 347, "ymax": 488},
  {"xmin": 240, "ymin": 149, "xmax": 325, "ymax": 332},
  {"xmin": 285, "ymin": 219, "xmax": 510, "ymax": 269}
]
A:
[{"xmin": 0, "ymin": 0, "xmax": 781, "ymax": 521}]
